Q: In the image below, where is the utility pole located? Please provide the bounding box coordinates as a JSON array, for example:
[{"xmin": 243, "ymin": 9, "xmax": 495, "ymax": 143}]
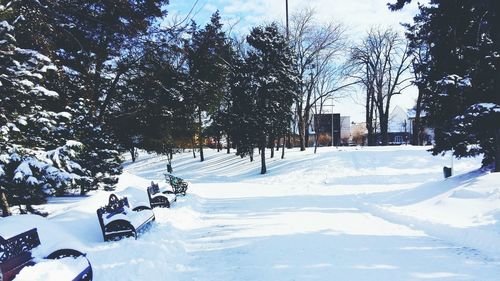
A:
[{"xmin": 286, "ymin": 0, "xmax": 289, "ymax": 39}]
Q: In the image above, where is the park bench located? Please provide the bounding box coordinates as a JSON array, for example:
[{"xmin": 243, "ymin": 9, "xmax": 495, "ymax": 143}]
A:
[
  {"xmin": 147, "ymin": 182, "xmax": 176, "ymax": 208},
  {"xmin": 164, "ymin": 174, "xmax": 188, "ymax": 196},
  {"xmin": 0, "ymin": 228, "xmax": 92, "ymax": 281},
  {"xmin": 96, "ymin": 194, "xmax": 155, "ymax": 241}
]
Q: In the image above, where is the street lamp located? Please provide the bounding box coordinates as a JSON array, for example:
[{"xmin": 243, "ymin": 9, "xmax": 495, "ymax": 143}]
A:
[
  {"xmin": 307, "ymin": 64, "xmax": 315, "ymax": 147},
  {"xmin": 331, "ymin": 96, "xmax": 334, "ymax": 147}
]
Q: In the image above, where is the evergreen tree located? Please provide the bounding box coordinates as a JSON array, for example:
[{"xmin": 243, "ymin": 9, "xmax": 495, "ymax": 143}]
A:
[
  {"xmin": 246, "ymin": 23, "xmax": 299, "ymax": 174},
  {"xmin": 392, "ymin": 0, "xmax": 500, "ymax": 168},
  {"xmin": 4, "ymin": 0, "xmax": 170, "ymax": 192},
  {"xmin": 10, "ymin": 0, "xmax": 169, "ymax": 117},
  {"xmin": 0, "ymin": 2, "xmax": 83, "ymax": 215},
  {"xmin": 112, "ymin": 36, "xmax": 195, "ymax": 164},
  {"xmin": 227, "ymin": 57, "xmax": 259, "ymax": 161},
  {"xmin": 68, "ymin": 99, "xmax": 122, "ymax": 195},
  {"xmin": 187, "ymin": 11, "xmax": 232, "ymax": 161}
]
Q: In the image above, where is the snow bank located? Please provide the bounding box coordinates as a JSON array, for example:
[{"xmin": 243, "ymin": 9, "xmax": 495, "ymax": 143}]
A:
[
  {"xmin": 362, "ymin": 169, "xmax": 500, "ymax": 259},
  {"xmin": 15, "ymin": 256, "xmax": 89, "ymax": 281},
  {"xmin": 0, "ymin": 214, "xmax": 86, "ymax": 256}
]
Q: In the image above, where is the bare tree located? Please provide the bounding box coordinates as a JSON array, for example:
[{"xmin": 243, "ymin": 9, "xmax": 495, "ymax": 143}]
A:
[
  {"xmin": 410, "ymin": 43, "xmax": 430, "ymax": 145},
  {"xmin": 350, "ymin": 28, "xmax": 412, "ymax": 145},
  {"xmin": 311, "ymin": 62, "xmax": 350, "ymax": 152},
  {"xmin": 288, "ymin": 7, "xmax": 348, "ymax": 151}
]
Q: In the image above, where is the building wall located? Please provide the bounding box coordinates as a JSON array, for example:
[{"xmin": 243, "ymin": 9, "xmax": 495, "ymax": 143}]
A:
[
  {"xmin": 340, "ymin": 116, "xmax": 351, "ymax": 142},
  {"xmin": 311, "ymin": 113, "xmax": 341, "ymax": 146}
]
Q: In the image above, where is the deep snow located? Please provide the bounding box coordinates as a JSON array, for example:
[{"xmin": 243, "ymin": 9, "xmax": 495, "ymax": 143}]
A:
[{"xmin": 2, "ymin": 146, "xmax": 500, "ymax": 280}]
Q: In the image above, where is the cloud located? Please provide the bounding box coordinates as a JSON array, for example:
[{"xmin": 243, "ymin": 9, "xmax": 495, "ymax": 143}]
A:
[
  {"xmin": 203, "ymin": 3, "xmax": 218, "ymax": 13},
  {"xmin": 214, "ymin": 0, "xmax": 420, "ymax": 38}
]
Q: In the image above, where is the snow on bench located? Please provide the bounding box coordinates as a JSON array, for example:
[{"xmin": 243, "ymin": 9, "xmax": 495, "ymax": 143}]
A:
[
  {"xmin": 96, "ymin": 194, "xmax": 155, "ymax": 242},
  {"xmin": 0, "ymin": 228, "xmax": 92, "ymax": 281},
  {"xmin": 147, "ymin": 182, "xmax": 176, "ymax": 208},
  {"xmin": 164, "ymin": 174, "xmax": 188, "ymax": 196}
]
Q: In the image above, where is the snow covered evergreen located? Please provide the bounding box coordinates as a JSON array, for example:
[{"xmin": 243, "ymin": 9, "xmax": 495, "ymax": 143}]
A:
[{"xmin": 0, "ymin": 2, "xmax": 82, "ymax": 215}]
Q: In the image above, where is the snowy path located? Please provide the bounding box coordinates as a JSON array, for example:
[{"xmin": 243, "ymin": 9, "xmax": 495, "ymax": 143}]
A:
[
  {"xmin": 168, "ymin": 188, "xmax": 497, "ymax": 280},
  {"xmin": 117, "ymin": 147, "xmax": 500, "ymax": 281}
]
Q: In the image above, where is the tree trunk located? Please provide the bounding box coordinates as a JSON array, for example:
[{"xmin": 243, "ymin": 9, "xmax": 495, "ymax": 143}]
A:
[
  {"xmin": 298, "ymin": 111, "xmax": 306, "ymax": 151},
  {"xmin": 314, "ymin": 135, "xmax": 319, "ymax": 154},
  {"xmin": 260, "ymin": 141, "xmax": 267, "ymax": 174},
  {"xmin": 305, "ymin": 128, "xmax": 310, "ymax": 148},
  {"xmin": 281, "ymin": 135, "xmax": 286, "ymax": 159},
  {"xmin": 304, "ymin": 107, "xmax": 311, "ymax": 148},
  {"xmin": 380, "ymin": 112, "xmax": 389, "ymax": 145},
  {"xmin": 270, "ymin": 137, "xmax": 275, "ymax": 158},
  {"xmin": 130, "ymin": 148, "xmax": 137, "ymax": 162},
  {"xmin": 250, "ymin": 149, "xmax": 254, "ymax": 162},
  {"xmin": 366, "ymin": 84, "xmax": 376, "ymax": 146},
  {"xmin": 0, "ymin": 188, "xmax": 11, "ymax": 217},
  {"xmin": 412, "ymin": 85, "xmax": 424, "ymax": 145},
  {"xmin": 198, "ymin": 109, "xmax": 204, "ymax": 162},
  {"xmin": 495, "ymin": 128, "xmax": 500, "ymax": 172},
  {"xmin": 80, "ymin": 186, "xmax": 86, "ymax": 196},
  {"xmin": 191, "ymin": 139, "xmax": 197, "ymax": 158},
  {"xmin": 227, "ymin": 136, "xmax": 231, "ymax": 154}
]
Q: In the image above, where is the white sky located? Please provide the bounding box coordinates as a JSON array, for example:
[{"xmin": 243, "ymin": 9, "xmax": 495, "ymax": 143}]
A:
[{"xmin": 167, "ymin": 0, "xmax": 422, "ymax": 122}]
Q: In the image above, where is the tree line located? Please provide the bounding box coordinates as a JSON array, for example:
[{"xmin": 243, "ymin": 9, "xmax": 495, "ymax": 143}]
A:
[{"xmin": 0, "ymin": 0, "xmax": 301, "ymax": 216}]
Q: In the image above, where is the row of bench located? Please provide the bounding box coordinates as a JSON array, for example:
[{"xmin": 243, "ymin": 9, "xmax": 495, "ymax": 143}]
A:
[
  {"xmin": 0, "ymin": 173, "xmax": 188, "ymax": 281},
  {"xmin": 96, "ymin": 174, "xmax": 189, "ymax": 242}
]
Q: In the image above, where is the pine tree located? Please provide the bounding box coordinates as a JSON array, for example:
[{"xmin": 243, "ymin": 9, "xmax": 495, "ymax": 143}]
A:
[
  {"xmin": 246, "ymin": 23, "xmax": 299, "ymax": 174},
  {"xmin": 4, "ymin": 0, "xmax": 171, "ymax": 193},
  {"xmin": 393, "ymin": 0, "xmax": 500, "ymax": 168},
  {"xmin": 1, "ymin": 2, "xmax": 83, "ymax": 215},
  {"xmin": 68, "ymin": 99, "xmax": 122, "ymax": 195},
  {"xmin": 112, "ymin": 37, "xmax": 196, "ymax": 164},
  {"xmin": 227, "ymin": 57, "xmax": 259, "ymax": 161},
  {"xmin": 187, "ymin": 11, "xmax": 233, "ymax": 161}
]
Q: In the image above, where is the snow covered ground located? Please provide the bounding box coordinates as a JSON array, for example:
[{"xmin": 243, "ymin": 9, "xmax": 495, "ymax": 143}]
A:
[{"xmin": 3, "ymin": 146, "xmax": 500, "ymax": 280}]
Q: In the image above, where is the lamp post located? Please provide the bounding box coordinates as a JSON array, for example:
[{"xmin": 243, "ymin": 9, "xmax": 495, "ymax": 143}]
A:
[
  {"xmin": 307, "ymin": 65, "xmax": 315, "ymax": 147},
  {"xmin": 331, "ymin": 96, "xmax": 334, "ymax": 147}
]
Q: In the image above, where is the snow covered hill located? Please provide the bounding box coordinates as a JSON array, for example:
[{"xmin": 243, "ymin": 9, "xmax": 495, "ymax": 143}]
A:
[{"xmin": 3, "ymin": 146, "xmax": 500, "ymax": 280}]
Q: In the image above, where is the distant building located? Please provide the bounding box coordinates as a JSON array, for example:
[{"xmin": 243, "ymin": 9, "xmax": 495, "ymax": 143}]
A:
[
  {"xmin": 340, "ymin": 116, "xmax": 351, "ymax": 145},
  {"xmin": 309, "ymin": 113, "xmax": 345, "ymax": 146},
  {"xmin": 345, "ymin": 106, "xmax": 435, "ymax": 146},
  {"xmin": 350, "ymin": 122, "xmax": 368, "ymax": 145},
  {"xmin": 386, "ymin": 105, "xmax": 410, "ymax": 144},
  {"xmin": 384, "ymin": 106, "xmax": 434, "ymax": 145},
  {"xmin": 407, "ymin": 109, "xmax": 434, "ymax": 145}
]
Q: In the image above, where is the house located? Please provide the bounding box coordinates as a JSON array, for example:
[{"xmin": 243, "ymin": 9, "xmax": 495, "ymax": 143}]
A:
[
  {"xmin": 385, "ymin": 106, "xmax": 434, "ymax": 145},
  {"xmin": 387, "ymin": 105, "xmax": 411, "ymax": 144}
]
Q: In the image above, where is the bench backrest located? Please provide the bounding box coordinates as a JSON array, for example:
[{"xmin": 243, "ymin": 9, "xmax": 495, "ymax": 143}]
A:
[
  {"xmin": 147, "ymin": 182, "xmax": 160, "ymax": 196},
  {"xmin": 0, "ymin": 228, "xmax": 40, "ymax": 280},
  {"xmin": 165, "ymin": 174, "xmax": 185, "ymax": 193},
  {"xmin": 96, "ymin": 195, "xmax": 130, "ymax": 234}
]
